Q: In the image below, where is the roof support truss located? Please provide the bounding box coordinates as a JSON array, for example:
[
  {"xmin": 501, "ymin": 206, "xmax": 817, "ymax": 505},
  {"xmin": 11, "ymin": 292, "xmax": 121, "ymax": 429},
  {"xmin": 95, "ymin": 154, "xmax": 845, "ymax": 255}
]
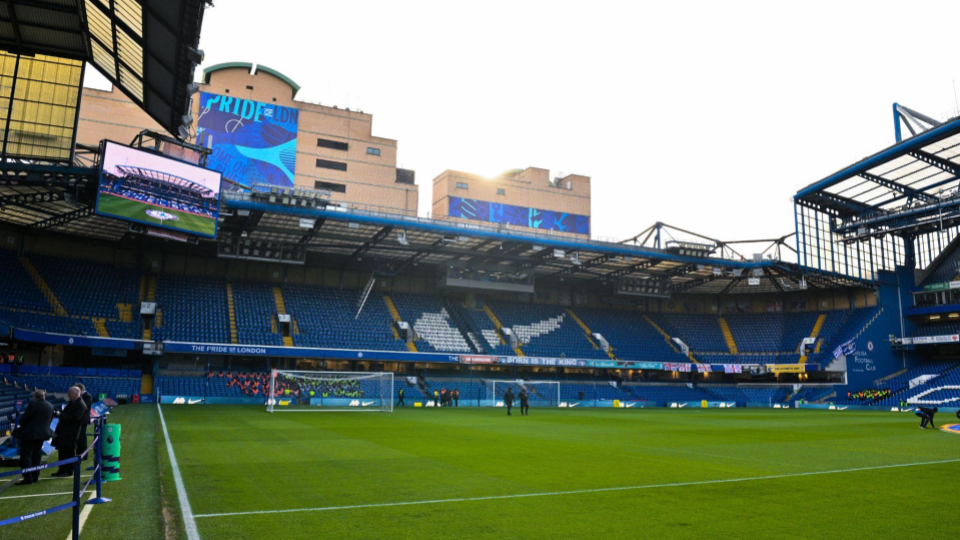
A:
[{"xmin": 29, "ymin": 206, "xmax": 92, "ymax": 229}]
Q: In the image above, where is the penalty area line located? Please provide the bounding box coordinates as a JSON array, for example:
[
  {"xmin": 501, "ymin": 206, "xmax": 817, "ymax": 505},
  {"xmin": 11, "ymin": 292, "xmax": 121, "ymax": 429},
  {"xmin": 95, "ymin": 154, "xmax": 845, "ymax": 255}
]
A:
[{"xmin": 194, "ymin": 458, "xmax": 960, "ymax": 519}]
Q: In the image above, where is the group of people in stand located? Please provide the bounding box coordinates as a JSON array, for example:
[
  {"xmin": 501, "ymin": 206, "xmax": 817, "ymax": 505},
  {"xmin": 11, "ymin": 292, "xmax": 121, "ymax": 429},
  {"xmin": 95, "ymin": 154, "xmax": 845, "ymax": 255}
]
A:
[
  {"xmin": 13, "ymin": 383, "xmax": 94, "ymax": 486},
  {"xmin": 847, "ymin": 388, "xmax": 892, "ymax": 402}
]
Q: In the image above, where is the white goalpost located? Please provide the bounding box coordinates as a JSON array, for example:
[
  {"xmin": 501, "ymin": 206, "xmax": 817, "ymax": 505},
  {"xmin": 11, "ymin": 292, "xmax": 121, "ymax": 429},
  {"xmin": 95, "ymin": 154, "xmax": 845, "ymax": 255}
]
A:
[
  {"xmin": 267, "ymin": 370, "xmax": 394, "ymax": 413},
  {"xmin": 482, "ymin": 380, "xmax": 560, "ymax": 408}
]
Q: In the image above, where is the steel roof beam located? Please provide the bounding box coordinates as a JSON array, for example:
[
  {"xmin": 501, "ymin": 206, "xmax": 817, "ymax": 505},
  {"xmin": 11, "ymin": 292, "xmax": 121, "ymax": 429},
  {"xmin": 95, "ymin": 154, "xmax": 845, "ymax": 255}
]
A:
[
  {"xmin": 908, "ymin": 150, "xmax": 960, "ymax": 177},
  {"xmin": 552, "ymin": 254, "xmax": 611, "ymax": 277},
  {"xmin": 29, "ymin": 206, "xmax": 92, "ymax": 229},
  {"xmin": 858, "ymin": 172, "xmax": 936, "ymax": 203},
  {"xmin": 342, "ymin": 226, "xmax": 393, "ymax": 266}
]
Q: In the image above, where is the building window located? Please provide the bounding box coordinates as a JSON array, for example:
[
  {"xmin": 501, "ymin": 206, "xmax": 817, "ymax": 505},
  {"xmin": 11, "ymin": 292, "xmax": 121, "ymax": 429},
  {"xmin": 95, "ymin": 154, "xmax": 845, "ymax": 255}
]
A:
[
  {"xmin": 497, "ymin": 188, "xmax": 505, "ymax": 195},
  {"xmin": 366, "ymin": 147, "xmax": 381, "ymax": 156},
  {"xmin": 317, "ymin": 138, "xmax": 349, "ymax": 151},
  {"xmin": 456, "ymin": 182, "xmax": 468, "ymax": 190},
  {"xmin": 314, "ymin": 181, "xmax": 346, "ymax": 193},
  {"xmin": 316, "ymin": 159, "xmax": 347, "ymax": 171},
  {"xmin": 396, "ymin": 168, "xmax": 415, "ymax": 185}
]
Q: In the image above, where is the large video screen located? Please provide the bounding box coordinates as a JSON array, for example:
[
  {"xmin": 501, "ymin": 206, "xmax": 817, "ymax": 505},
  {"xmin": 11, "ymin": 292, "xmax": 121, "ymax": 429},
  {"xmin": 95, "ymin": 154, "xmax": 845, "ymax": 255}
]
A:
[
  {"xmin": 448, "ymin": 197, "xmax": 590, "ymax": 235},
  {"xmin": 96, "ymin": 141, "xmax": 223, "ymax": 238},
  {"xmin": 196, "ymin": 92, "xmax": 299, "ymax": 188}
]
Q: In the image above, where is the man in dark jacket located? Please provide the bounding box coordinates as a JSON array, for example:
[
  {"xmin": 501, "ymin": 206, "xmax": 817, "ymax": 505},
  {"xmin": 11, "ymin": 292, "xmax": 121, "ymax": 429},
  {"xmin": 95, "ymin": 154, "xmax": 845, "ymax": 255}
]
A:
[
  {"xmin": 503, "ymin": 388, "xmax": 514, "ymax": 416},
  {"xmin": 519, "ymin": 388, "xmax": 530, "ymax": 416},
  {"xmin": 396, "ymin": 387, "xmax": 405, "ymax": 407},
  {"xmin": 916, "ymin": 406, "xmax": 938, "ymax": 429},
  {"xmin": 13, "ymin": 390, "xmax": 54, "ymax": 485},
  {"xmin": 453, "ymin": 389, "xmax": 460, "ymax": 407},
  {"xmin": 53, "ymin": 386, "xmax": 87, "ymax": 477},
  {"xmin": 75, "ymin": 383, "xmax": 94, "ymax": 460}
]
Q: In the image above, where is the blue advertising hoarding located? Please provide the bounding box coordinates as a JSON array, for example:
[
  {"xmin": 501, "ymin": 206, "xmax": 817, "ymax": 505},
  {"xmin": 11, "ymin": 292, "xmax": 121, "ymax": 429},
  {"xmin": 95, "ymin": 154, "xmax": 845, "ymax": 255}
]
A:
[
  {"xmin": 449, "ymin": 196, "xmax": 590, "ymax": 235},
  {"xmin": 196, "ymin": 92, "xmax": 299, "ymax": 188}
]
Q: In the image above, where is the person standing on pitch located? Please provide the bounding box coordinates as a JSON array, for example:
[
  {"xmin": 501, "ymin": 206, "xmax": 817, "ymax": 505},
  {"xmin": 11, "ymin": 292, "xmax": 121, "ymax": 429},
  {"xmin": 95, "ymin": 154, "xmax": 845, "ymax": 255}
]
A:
[
  {"xmin": 75, "ymin": 382, "xmax": 93, "ymax": 460},
  {"xmin": 433, "ymin": 389, "xmax": 439, "ymax": 407},
  {"xmin": 519, "ymin": 387, "xmax": 530, "ymax": 416},
  {"xmin": 453, "ymin": 388, "xmax": 460, "ymax": 407},
  {"xmin": 397, "ymin": 387, "xmax": 405, "ymax": 407},
  {"xmin": 12, "ymin": 390, "xmax": 54, "ymax": 485},
  {"xmin": 52, "ymin": 386, "xmax": 86, "ymax": 477},
  {"xmin": 503, "ymin": 387, "xmax": 515, "ymax": 416},
  {"xmin": 916, "ymin": 406, "xmax": 938, "ymax": 429}
]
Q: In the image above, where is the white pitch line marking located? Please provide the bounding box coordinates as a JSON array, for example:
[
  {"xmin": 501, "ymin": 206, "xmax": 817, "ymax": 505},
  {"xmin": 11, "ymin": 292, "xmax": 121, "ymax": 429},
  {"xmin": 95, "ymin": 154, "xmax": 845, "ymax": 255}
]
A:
[
  {"xmin": 158, "ymin": 404, "xmax": 201, "ymax": 540},
  {"xmin": 65, "ymin": 494, "xmax": 93, "ymax": 540},
  {"xmin": 195, "ymin": 458, "xmax": 960, "ymax": 519},
  {"xmin": 0, "ymin": 491, "xmax": 72, "ymax": 500}
]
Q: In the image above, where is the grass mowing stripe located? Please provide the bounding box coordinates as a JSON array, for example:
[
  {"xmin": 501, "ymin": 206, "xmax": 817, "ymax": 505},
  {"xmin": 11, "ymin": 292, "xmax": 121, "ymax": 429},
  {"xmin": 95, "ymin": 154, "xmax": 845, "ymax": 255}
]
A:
[
  {"xmin": 158, "ymin": 404, "xmax": 200, "ymax": 540},
  {"xmin": 194, "ymin": 457, "xmax": 960, "ymax": 519}
]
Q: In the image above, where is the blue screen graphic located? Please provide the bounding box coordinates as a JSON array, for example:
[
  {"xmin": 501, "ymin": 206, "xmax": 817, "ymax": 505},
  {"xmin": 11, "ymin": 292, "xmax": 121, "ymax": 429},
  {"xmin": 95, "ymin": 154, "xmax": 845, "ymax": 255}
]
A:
[
  {"xmin": 449, "ymin": 197, "xmax": 589, "ymax": 235},
  {"xmin": 196, "ymin": 92, "xmax": 299, "ymax": 188}
]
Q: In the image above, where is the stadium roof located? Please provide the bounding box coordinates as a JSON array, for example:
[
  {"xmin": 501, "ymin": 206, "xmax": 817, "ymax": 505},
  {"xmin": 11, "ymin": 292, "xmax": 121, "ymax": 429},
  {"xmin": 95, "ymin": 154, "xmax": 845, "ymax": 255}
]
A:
[
  {"xmin": 116, "ymin": 165, "xmax": 215, "ymax": 198},
  {"xmin": 795, "ymin": 116, "xmax": 960, "ymax": 218},
  {"xmin": 216, "ymin": 194, "xmax": 865, "ymax": 295},
  {"xmin": 0, "ymin": 0, "xmax": 208, "ymax": 139}
]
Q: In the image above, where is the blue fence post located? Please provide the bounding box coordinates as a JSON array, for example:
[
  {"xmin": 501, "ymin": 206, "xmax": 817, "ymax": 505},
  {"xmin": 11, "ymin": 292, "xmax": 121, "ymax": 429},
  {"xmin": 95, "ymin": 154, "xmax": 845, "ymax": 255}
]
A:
[
  {"xmin": 88, "ymin": 418, "xmax": 111, "ymax": 505},
  {"xmin": 72, "ymin": 458, "xmax": 81, "ymax": 540}
]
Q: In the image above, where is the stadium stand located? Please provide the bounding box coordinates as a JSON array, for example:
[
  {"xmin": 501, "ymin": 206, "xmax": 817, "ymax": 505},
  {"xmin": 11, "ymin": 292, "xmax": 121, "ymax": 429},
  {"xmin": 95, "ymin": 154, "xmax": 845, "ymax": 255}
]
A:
[
  {"xmin": 486, "ymin": 300, "xmax": 608, "ymax": 359},
  {"xmin": 1, "ymin": 365, "xmax": 141, "ymax": 401},
  {"xmin": 0, "ymin": 248, "xmax": 50, "ymax": 312},
  {"xmin": 152, "ymin": 275, "xmax": 230, "ymax": 343},
  {"xmin": 392, "ymin": 293, "xmax": 472, "ymax": 353},
  {"xmin": 922, "ymin": 244, "xmax": 960, "ymax": 286},
  {"xmin": 29, "ymin": 254, "xmax": 140, "ymax": 319},
  {"xmin": 909, "ymin": 320, "xmax": 960, "ymax": 337},
  {"xmin": 233, "ymin": 281, "xmax": 284, "ymax": 346},
  {"xmin": 285, "ymin": 285, "xmax": 404, "ymax": 351},
  {"xmin": 656, "ymin": 314, "xmax": 729, "ymax": 353},
  {"xmin": 459, "ymin": 304, "xmax": 514, "ymax": 355},
  {"xmin": 103, "ymin": 165, "xmax": 217, "ymax": 218},
  {"xmin": 574, "ymin": 307, "xmax": 688, "ymax": 362}
]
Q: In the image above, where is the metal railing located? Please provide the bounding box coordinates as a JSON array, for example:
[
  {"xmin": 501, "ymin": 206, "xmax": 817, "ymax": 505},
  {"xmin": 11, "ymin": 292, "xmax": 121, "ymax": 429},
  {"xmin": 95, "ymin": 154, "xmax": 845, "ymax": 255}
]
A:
[{"xmin": 0, "ymin": 417, "xmax": 111, "ymax": 538}]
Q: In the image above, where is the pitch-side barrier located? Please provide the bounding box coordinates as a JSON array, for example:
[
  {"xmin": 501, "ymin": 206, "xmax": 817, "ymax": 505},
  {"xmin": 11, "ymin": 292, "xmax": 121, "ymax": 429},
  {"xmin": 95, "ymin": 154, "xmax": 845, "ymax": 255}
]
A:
[{"xmin": 0, "ymin": 417, "xmax": 111, "ymax": 538}]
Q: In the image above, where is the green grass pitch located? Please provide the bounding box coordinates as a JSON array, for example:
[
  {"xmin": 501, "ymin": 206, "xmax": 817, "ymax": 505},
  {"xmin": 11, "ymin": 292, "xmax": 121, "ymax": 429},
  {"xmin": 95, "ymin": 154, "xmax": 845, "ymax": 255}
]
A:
[
  {"xmin": 97, "ymin": 193, "xmax": 216, "ymax": 237},
  {"xmin": 4, "ymin": 405, "xmax": 959, "ymax": 539}
]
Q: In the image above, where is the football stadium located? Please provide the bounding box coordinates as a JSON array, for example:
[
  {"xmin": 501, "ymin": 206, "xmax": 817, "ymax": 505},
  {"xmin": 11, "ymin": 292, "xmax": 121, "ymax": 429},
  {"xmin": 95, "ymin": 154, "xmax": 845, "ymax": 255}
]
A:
[{"xmin": 1, "ymin": 3, "xmax": 960, "ymax": 540}]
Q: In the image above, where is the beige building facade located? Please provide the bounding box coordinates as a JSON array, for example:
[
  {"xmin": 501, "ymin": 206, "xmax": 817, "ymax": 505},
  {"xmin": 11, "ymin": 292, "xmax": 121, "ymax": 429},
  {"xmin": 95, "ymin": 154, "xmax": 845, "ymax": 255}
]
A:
[
  {"xmin": 77, "ymin": 62, "xmax": 417, "ymax": 214},
  {"xmin": 432, "ymin": 167, "xmax": 591, "ymax": 236}
]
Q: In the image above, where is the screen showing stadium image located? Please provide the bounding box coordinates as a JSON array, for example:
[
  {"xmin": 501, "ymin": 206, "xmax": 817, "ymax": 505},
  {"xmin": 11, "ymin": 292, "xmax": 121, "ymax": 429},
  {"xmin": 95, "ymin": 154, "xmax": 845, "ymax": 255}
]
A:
[{"xmin": 96, "ymin": 141, "xmax": 223, "ymax": 238}]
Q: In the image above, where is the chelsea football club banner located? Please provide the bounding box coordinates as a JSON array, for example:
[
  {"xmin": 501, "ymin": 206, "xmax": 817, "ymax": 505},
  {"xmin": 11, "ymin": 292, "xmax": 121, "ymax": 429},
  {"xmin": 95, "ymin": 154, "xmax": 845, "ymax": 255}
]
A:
[{"xmin": 833, "ymin": 339, "xmax": 856, "ymax": 359}]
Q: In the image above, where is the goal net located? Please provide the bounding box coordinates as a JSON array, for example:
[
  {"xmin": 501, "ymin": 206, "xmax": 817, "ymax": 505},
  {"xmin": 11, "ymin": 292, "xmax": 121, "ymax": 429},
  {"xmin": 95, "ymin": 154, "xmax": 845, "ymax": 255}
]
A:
[
  {"xmin": 267, "ymin": 370, "xmax": 394, "ymax": 413},
  {"xmin": 482, "ymin": 380, "xmax": 560, "ymax": 408}
]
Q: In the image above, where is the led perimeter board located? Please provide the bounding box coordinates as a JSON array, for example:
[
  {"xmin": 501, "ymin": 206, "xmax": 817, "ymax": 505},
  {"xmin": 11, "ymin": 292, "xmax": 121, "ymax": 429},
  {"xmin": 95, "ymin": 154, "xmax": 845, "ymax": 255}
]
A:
[{"xmin": 96, "ymin": 141, "xmax": 223, "ymax": 238}]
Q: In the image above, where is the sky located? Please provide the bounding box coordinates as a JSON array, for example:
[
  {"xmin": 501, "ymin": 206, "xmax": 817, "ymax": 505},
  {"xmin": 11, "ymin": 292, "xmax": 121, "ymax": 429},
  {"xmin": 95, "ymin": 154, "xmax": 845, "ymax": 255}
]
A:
[{"xmin": 86, "ymin": 0, "xmax": 960, "ymax": 248}]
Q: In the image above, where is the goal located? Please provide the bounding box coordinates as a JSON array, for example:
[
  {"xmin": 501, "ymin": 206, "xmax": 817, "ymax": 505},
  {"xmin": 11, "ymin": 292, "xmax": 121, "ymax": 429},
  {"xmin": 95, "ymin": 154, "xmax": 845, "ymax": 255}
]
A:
[
  {"xmin": 482, "ymin": 380, "xmax": 560, "ymax": 408},
  {"xmin": 267, "ymin": 370, "xmax": 394, "ymax": 413}
]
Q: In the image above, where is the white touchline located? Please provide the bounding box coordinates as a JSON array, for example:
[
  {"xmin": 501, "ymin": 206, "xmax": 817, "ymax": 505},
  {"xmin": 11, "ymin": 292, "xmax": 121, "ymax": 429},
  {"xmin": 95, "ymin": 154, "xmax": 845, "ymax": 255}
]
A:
[
  {"xmin": 158, "ymin": 404, "xmax": 201, "ymax": 540},
  {"xmin": 194, "ymin": 458, "xmax": 960, "ymax": 519},
  {"xmin": 0, "ymin": 491, "xmax": 73, "ymax": 500},
  {"xmin": 64, "ymin": 493, "xmax": 93, "ymax": 540}
]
